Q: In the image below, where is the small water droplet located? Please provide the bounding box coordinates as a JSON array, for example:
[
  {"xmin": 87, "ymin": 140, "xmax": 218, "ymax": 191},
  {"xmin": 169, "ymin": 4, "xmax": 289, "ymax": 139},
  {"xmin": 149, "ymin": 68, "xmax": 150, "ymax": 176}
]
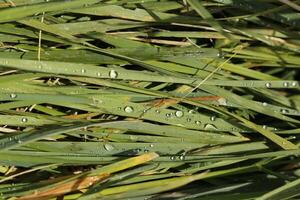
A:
[
  {"xmin": 135, "ymin": 148, "xmax": 142, "ymax": 153},
  {"xmin": 280, "ymin": 109, "xmax": 289, "ymax": 114},
  {"xmin": 187, "ymin": 118, "xmax": 191, "ymax": 122},
  {"xmin": 291, "ymin": 82, "xmax": 298, "ymax": 87},
  {"xmin": 155, "ymin": 110, "xmax": 160, "ymax": 113},
  {"xmin": 283, "ymin": 82, "xmax": 289, "ymax": 87},
  {"xmin": 17, "ymin": 139, "xmax": 22, "ymax": 144},
  {"xmin": 170, "ymin": 156, "xmax": 176, "ymax": 160},
  {"xmin": 10, "ymin": 93, "xmax": 17, "ymax": 99},
  {"xmin": 210, "ymin": 116, "xmax": 216, "ymax": 121},
  {"xmin": 175, "ymin": 110, "xmax": 184, "ymax": 118},
  {"xmin": 144, "ymin": 149, "xmax": 149, "ymax": 153},
  {"xmin": 195, "ymin": 121, "xmax": 201, "ymax": 125},
  {"xmin": 217, "ymin": 98, "xmax": 227, "ymax": 106},
  {"xmin": 104, "ymin": 143, "xmax": 115, "ymax": 151},
  {"xmin": 179, "ymin": 155, "xmax": 185, "ymax": 160},
  {"xmin": 21, "ymin": 118, "xmax": 28, "ymax": 123},
  {"xmin": 262, "ymin": 125, "xmax": 267, "ymax": 129},
  {"xmin": 265, "ymin": 82, "xmax": 272, "ymax": 88},
  {"xmin": 188, "ymin": 110, "xmax": 196, "ymax": 114},
  {"xmin": 96, "ymin": 72, "xmax": 101, "ymax": 77},
  {"xmin": 204, "ymin": 124, "xmax": 218, "ymax": 130},
  {"xmin": 262, "ymin": 102, "xmax": 268, "ymax": 106},
  {"xmin": 149, "ymin": 144, "xmax": 154, "ymax": 147},
  {"xmin": 81, "ymin": 69, "xmax": 86, "ymax": 73},
  {"xmin": 109, "ymin": 69, "xmax": 118, "ymax": 79},
  {"xmin": 166, "ymin": 113, "xmax": 172, "ymax": 118},
  {"xmin": 124, "ymin": 106, "xmax": 134, "ymax": 113}
]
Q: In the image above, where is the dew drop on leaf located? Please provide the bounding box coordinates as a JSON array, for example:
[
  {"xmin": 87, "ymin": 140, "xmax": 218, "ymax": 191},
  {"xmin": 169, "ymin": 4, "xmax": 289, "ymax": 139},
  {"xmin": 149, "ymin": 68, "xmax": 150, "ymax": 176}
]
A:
[
  {"xmin": 109, "ymin": 69, "xmax": 118, "ymax": 79},
  {"xmin": 124, "ymin": 106, "xmax": 134, "ymax": 113}
]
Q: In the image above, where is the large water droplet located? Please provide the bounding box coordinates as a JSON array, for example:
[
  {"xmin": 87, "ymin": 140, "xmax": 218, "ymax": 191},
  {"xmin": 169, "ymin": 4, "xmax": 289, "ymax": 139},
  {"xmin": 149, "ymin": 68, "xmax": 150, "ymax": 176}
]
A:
[
  {"xmin": 124, "ymin": 106, "xmax": 134, "ymax": 113},
  {"xmin": 283, "ymin": 82, "xmax": 289, "ymax": 87},
  {"xmin": 204, "ymin": 124, "xmax": 218, "ymax": 130},
  {"xmin": 10, "ymin": 93, "xmax": 17, "ymax": 99},
  {"xmin": 21, "ymin": 118, "xmax": 28, "ymax": 123},
  {"xmin": 175, "ymin": 110, "xmax": 184, "ymax": 118},
  {"xmin": 104, "ymin": 143, "xmax": 115, "ymax": 151},
  {"xmin": 109, "ymin": 69, "xmax": 118, "ymax": 79},
  {"xmin": 265, "ymin": 82, "xmax": 271, "ymax": 88}
]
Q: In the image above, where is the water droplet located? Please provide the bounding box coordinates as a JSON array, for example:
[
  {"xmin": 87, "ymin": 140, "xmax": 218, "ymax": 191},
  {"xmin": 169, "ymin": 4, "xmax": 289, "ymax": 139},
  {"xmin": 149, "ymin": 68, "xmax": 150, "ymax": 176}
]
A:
[
  {"xmin": 170, "ymin": 156, "xmax": 176, "ymax": 160},
  {"xmin": 280, "ymin": 109, "xmax": 289, "ymax": 114},
  {"xmin": 10, "ymin": 93, "xmax": 17, "ymax": 99},
  {"xmin": 109, "ymin": 69, "xmax": 118, "ymax": 79},
  {"xmin": 81, "ymin": 69, "xmax": 86, "ymax": 73},
  {"xmin": 155, "ymin": 110, "xmax": 160, "ymax": 113},
  {"xmin": 265, "ymin": 82, "xmax": 271, "ymax": 88},
  {"xmin": 291, "ymin": 82, "xmax": 298, "ymax": 87},
  {"xmin": 166, "ymin": 113, "xmax": 172, "ymax": 118},
  {"xmin": 210, "ymin": 116, "xmax": 216, "ymax": 121},
  {"xmin": 124, "ymin": 106, "xmax": 134, "ymax": 113},
  {"xmin": 144, "ymin": 149, "xmax": 149, "ymax": 153},
  {"xmin": 149, "ymin": 144, "xmax": 154, "ymax": 148},
  {"xmin": 135, "ymin": 148, "xmax": 142, "ymax": 153},
  {"xmin": 204, "ymin": 124, "xmax": 218, "ymax": 130},
  {"xmin": 129, "ymin": 135, "xmax": 137, "ymax": 141},
  {"xmin": 217, "ymin": 98, "xmax": 227, "ymax": 106},
  {"xmin": 21, "ymin": 118, "xmax": 28, "ymax": 123},
  {"xmin": 96, "ymin": 72, "xmax": 101, "ymax": 77},
  {"xmin": 17, "ymin": 139, "xmax": 22, "ymax": 144},
  {"xmin": 195, "ymin": 121, "xmax": 201, "ymax": 125},
  {"xmin": 188, "ymin": 110, "xmax": 196, "ymax": 114},
  {"xmin": 117, "ymin": 107, "xmax": 122, "ymax": 110},
  {"xmin": 187, "ymin": 118, "xmax": 191, "ymax": 122},
  {"xmin": 175, "ymin": 110, "xmax": 184, "ymax": 118},
  {"xmin": 104, "ymin": 143, "xmax": 114, "ymax": 151},
  {"xmin": 179, "ymin": 155, "xmax": 185, "ymax": 160},
  {"xmin": 262, "ymin": 102, "xmax": 268, "ymax": 106},
  {"xmin": 262, "ymin": 125, "xmax": 267, "ymax": 129},
  {"xmin": 283, "ymin": 82, "xmax": 289, "ymax": 87}
]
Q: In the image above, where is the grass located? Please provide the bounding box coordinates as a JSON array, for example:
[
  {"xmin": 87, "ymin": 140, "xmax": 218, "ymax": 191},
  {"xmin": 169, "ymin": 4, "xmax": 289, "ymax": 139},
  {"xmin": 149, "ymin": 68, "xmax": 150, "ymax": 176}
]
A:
[{"xmin": 0, "ymin": 0, "xmax": 299, "ymax": 199}]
